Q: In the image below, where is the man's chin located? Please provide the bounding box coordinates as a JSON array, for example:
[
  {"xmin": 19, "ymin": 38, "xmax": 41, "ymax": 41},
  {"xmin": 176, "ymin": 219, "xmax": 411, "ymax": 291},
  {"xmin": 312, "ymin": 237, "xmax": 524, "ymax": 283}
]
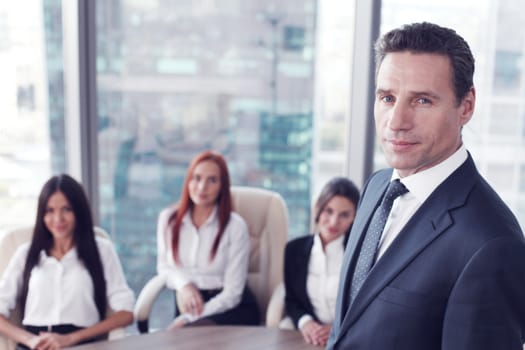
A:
[{"xmin": 384, "ymin": 156, "xmax": 417, "ymax": 173}]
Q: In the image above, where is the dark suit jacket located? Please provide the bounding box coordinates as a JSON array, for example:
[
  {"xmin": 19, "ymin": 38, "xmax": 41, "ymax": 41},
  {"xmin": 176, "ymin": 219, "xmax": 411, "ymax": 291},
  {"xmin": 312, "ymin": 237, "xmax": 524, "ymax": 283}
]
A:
[
  {"xmin": 284, "ymin": 235, "xmax": 317, "ymax": 328},
  {"xmin": 327, "ymin": 155, "xmax": 525, "ymax": 349},
  {"xmin": 284, "ymin": 234, "xmax": 348, "ymax": 329}
]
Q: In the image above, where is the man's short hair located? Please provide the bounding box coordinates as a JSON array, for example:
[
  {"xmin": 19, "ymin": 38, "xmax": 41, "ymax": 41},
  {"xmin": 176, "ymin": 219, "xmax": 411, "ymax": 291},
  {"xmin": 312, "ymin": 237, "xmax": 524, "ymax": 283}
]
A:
[{"xmin": 375, "ymin": 22, "xmax": 475, "ymax": 104}]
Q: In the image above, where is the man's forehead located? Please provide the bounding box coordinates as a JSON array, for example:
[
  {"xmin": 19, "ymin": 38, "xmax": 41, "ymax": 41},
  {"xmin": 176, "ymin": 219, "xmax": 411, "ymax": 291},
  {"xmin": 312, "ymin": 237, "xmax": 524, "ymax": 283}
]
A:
[{"xmin": 376, "ymin": 52, "xmax": 453, "ymax": 90}]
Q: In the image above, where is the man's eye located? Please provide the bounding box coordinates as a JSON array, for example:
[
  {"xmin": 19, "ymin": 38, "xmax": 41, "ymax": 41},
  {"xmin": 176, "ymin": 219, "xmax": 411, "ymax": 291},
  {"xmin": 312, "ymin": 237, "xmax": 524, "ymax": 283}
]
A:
[{"xmin": 381, "ymin": 95, "xmax": 394, "ymax": 103}]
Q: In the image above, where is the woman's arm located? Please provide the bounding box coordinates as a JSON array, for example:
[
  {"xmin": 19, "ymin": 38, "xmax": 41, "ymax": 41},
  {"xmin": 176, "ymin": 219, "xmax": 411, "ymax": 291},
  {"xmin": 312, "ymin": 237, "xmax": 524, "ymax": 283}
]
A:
[
  {"xmin": 41, "ymin": 310, "xmax": 133, "ymax": 348},
  {"xmin": 0, "ymin": 245, "xmax": 41, "ymax": 348},
  {"xmin": 284, "ymin": 239, "xmax": 315, "ymax": 329},
  {"xmin": 0, "ymin": 315, "xmax": 42, "ymax": 349},
  {"xmin": 156, "ymin": 208, "xmax": 192, "ymax": 290},
  {"xmin": 182, "ymin": 215, "xmax": 249, "ymax": 323}
]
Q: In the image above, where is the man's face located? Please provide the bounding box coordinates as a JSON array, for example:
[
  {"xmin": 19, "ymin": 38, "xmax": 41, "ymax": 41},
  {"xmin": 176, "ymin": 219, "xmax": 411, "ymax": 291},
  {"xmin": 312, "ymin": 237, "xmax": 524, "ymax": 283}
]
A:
[{"xmin": 374, "ymin": 51, "xmax": 475, "ymax": 177}]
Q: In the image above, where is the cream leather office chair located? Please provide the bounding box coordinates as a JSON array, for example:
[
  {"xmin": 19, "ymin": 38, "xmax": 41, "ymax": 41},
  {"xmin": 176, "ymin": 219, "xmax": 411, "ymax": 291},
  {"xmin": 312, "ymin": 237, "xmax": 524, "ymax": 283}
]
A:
[
  {"xmin": 134, "ymin": 186, "xmax": 289, "ymax": 332},
  {"xmin": 0, "ymin": 226, "xmax": 123, "ymax": 350},
  {"xmin": 265, "ymin": 205, "xmax": 319, "ymax": 328}
]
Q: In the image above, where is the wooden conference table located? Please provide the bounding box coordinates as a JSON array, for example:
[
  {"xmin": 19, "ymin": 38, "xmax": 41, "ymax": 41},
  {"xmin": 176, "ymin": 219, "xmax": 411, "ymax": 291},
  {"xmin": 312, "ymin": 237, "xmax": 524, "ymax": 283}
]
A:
[{"xmin": 68, "ymin": 326, "xmax": 320, "ymax": 350}]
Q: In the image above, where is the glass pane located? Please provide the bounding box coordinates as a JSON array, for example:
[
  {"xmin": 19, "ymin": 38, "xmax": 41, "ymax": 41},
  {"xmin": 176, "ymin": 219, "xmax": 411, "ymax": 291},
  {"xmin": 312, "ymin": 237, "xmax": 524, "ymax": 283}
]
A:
[
  {"xmin": 378, "ymin": 0, "xmax": 525, "ymax": 228},
  {"xmin": 312, "ymin": 1, "xmax": 355, "ymax": 197},
  {"xmin": 0, "ymin": 0, "xmax": 66, "ymax": 232},
  {"xmin": 95, "ymin": 0, "xmax": 318, "ymax": 329}
]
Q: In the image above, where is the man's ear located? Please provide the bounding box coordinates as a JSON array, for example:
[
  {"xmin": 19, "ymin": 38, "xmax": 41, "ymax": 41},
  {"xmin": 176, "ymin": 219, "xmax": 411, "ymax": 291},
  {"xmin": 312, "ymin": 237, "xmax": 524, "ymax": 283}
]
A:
[{"xmin": 459, "ymin": 86, "xmax": 475, "ymax": 126}]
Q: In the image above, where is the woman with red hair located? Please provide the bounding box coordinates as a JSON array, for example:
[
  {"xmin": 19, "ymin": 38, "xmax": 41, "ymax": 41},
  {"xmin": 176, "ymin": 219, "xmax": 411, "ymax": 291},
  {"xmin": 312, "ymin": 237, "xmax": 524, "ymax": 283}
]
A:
[{"xmin": 156, "ymin": 150, "xmax": 260, "ymax": 329}]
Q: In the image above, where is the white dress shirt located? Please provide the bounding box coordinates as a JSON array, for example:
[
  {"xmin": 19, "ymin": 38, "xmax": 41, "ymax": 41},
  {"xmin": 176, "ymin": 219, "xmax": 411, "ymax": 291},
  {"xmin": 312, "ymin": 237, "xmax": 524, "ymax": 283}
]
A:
[
  {"xmin": 0, "ymin": 237, "xmax": 135, "ymax": 327},
  {"xmin": 376, "ymin": 145, "xmax": 468, "ymax": 260},
  {"xmin": 298, "ymin": 234, "xmax": 344, "ymax": 329},
  {"xmin": 156, "ymin": 206, "xmax": 250, "ymax": 322}
]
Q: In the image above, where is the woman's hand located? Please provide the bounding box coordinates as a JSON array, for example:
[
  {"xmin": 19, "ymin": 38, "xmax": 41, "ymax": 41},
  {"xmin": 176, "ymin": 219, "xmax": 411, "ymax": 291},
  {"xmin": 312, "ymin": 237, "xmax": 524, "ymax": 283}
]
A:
[
  {"xmin": 167, "ymin": 315, "xmax": 188, "ymax": 331},
  {"xmin": 179, "ymin": 283, "xmax": 204, "ymax": 316},
  {"xmin": 25, "ymin": 335, "xmax": 44, "ymax": 350},
  {"xmin": 28, "ymin": 332, "xmax": 75, "ymax": 350},
  {"xmin": 300, "ymin": 320, "xmax": 332, "ymax": 347}
]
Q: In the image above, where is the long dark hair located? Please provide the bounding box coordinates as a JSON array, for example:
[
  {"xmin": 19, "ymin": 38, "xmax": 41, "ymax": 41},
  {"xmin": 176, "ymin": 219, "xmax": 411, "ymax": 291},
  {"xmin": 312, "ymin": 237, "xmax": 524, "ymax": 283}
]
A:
[
  {"xmin": 169, "ymin": 150, "xmax": 233, "ymax": 264},
  {"xmin": 314, "ymin": 177, "xmax": 360, "ymax": 244},
  {"xmin": 20, "ymin": 174, "xmax": 107, "ymax": 320}
]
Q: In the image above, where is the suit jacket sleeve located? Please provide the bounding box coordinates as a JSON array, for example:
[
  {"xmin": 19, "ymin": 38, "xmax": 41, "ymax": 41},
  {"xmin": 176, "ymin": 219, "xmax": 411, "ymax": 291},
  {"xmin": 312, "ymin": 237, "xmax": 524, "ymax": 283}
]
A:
[
  {"xmin": 442, "ymin": 236, "xmax": 525, "ymax": 349},
  {"xmin": 284, "ymin": 237, "xmax": 315, "ymax": 329}
]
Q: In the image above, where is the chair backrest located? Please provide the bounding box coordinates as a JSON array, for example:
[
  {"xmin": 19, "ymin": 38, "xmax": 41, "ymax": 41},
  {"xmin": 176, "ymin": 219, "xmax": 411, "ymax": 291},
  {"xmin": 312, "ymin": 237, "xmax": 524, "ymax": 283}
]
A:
[
  {"xmin": 0, "ymin": 226, "xmax": 110, "ymax": 350},
  {"xmin": 230, "ymin": 186, "xmax": 289, "ymax": 324}
]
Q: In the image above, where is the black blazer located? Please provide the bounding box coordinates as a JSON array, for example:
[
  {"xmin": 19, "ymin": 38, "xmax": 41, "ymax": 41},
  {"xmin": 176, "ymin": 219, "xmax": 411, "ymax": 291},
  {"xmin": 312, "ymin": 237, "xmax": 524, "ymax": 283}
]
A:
[
  {"xmin": 284, "ymin": 235, "xmax": 316, "ymax": 329},
  {"xmin": 327, "ymin": 155, "xmax": 525, "ymax": 349},
  {"xmin": 284, "ymin": 234, "xmax": 347, "ymax": 329}
]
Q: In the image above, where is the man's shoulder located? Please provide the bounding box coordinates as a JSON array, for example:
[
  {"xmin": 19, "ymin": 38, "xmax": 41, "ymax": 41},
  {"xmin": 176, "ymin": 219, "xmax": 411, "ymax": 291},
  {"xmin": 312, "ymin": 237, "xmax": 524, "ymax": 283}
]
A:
[
  {"xmin": 366, "ymin": 169, "xmax": 393, "ymax": 187},
  {"xmin": 467, "ymin": 176, "xmax": 523, "ymax": 237},
  {"xmin": 359, "ymin": 169, "xmax": 393, "ymax": 200},
  {"xmin": 436, "ymin": 159, "xmax": 523, "ymax": 241}
]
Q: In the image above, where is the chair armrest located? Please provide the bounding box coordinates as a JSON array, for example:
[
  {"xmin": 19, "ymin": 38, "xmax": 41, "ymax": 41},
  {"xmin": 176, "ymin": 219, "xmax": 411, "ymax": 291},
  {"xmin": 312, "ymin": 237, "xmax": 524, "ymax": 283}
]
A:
[
  {"xmin": 133, "ymin": 274, "xmax": 168, "ymax": 333},
  {"xmin": 265, "ymin": 282, "xmax": 285, "ymax": 328},
  {"xmin": 108, "ymin": 327, "xmax": 126, "ymax": 340},
  {"xmin": 105, "ymin": 309, "xmax": 129, "ymax": 340}
]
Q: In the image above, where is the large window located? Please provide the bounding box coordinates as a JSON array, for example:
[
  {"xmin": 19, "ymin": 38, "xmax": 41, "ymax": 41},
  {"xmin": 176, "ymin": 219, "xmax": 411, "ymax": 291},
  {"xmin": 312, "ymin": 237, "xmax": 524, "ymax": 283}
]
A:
[
  {"xmin": 312, "ymin": 0, "xmax": 356, "ymax": 195},
  {"xmin": 95, "ymin": 0, "xmax": 319, "ymax": 328},
  {"xmin": 0, "ymin": 0, "xmax": 66, "ymax": 233}
]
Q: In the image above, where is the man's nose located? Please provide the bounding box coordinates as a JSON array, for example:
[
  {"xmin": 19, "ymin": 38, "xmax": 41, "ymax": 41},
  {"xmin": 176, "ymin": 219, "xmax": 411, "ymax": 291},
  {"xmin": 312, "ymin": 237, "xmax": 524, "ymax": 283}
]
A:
[{"xmin": 388, "ymin": 101, "xmax": 413, "ymax": 130}]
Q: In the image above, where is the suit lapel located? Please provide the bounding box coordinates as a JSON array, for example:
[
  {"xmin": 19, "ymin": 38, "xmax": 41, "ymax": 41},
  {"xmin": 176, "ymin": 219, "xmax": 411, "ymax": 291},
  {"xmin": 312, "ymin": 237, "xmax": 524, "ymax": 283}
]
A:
[
  {"xmin": 296, "ymin": 236, "xmax": 314, "ymax": 289},
  {"xmin": 333, "ymin": 170, "xmax": 391, "ymax": 326},
  {"xmin": 335, "ymin": 156, "xmax": 478, "ymax": 343}
]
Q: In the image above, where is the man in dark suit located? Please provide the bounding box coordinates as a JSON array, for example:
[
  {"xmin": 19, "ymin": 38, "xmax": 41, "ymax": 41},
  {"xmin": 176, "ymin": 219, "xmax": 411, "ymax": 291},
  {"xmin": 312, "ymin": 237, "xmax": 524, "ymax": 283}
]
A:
[{"xmin": 327, "ymin": 22, "xmax": 525, "ymax": 349}]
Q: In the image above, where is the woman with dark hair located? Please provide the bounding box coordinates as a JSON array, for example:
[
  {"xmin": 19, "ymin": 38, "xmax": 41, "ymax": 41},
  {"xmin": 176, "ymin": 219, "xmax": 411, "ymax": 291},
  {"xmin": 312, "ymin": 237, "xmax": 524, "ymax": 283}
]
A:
[
  {"xmin": 0, "ymin": 174, "xmax": 134, "ymax": 350},
  {"xmin": 157, "ymin": 150, "xmax": 259, "ymax": 329},
  {"xmin": 283, "ymin": 177, "xmax": 360, "ymax": 347}
]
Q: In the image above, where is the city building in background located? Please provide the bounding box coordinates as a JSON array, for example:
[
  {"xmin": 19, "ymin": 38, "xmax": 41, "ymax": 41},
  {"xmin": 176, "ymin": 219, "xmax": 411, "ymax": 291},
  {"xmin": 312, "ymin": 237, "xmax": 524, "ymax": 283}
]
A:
[
  {"xmin": 311, "ymin": 0, "xmax": 355, "ymax": 196},
  {"xmin": 0, "ymin": 0, "xmax": 65, "ymax": 230}
]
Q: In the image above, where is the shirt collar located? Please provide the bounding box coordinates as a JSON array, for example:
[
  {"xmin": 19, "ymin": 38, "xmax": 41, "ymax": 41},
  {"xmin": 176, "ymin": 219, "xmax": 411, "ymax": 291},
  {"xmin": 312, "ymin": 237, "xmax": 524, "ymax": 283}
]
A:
[
  {"xmin": 39, "ymin": 246, "xmax": 77, "ymax": 262},
  {"xmin": 392, "ymin": 145, "xmax": 468, "ymax": 202},
  {"xmin": 182, "ymin": 205, "xmax": 219, "ymax": 227},
  {"xmin": 313, "ymin": 233, "xmax": 345, "ymax": 255}
]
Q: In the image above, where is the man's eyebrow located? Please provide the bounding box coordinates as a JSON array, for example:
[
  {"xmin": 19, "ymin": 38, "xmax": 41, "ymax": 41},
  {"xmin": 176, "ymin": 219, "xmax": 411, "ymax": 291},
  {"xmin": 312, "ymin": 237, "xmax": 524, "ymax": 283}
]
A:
[
  {"xmin": 375, "ymin": 88, "xmax": 441, "ymax": 100},
  {"xmin": 409, "ymin": 90, "xmax": 441, "ymax": 100},
  {"xmin": 375, "ymin": 88, "xmax": 391, "ymax": 95}
]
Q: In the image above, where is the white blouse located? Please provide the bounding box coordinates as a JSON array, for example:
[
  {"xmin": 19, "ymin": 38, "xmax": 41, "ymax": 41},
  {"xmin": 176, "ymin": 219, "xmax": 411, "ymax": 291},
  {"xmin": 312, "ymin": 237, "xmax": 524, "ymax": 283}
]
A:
[
  {"xmin": 0, "ymin": 237, "xmax": 135, "ymax": 327},
  {"xmin": 156, "ymin": 206, "xmax": 249, "ymax": 322},
  {"xmin": 300, "ymin": 234, "xmax": 344, "ymax": 328}
]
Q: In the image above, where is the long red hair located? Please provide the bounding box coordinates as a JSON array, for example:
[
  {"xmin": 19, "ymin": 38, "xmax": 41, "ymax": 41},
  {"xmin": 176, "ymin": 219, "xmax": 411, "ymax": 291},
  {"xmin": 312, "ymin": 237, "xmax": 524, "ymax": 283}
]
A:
[{"xmin": 168, "ymin": 150, "xmax": 233, "ymax": 264}]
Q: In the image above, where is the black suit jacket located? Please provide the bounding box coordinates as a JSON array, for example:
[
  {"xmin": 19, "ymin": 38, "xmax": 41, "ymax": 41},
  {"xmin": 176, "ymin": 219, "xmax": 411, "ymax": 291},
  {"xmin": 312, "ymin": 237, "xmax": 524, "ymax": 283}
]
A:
[
  {"xmin": 284, "ymin": 235, "xmax": 317, "ymax": 328},
  {"xmin": 327, "ymin": 155, "xmax": 525, "ymax": 349},
  {"xmin": 284, "ymin": 234, "xmax": 348, "ymax": 329}
]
